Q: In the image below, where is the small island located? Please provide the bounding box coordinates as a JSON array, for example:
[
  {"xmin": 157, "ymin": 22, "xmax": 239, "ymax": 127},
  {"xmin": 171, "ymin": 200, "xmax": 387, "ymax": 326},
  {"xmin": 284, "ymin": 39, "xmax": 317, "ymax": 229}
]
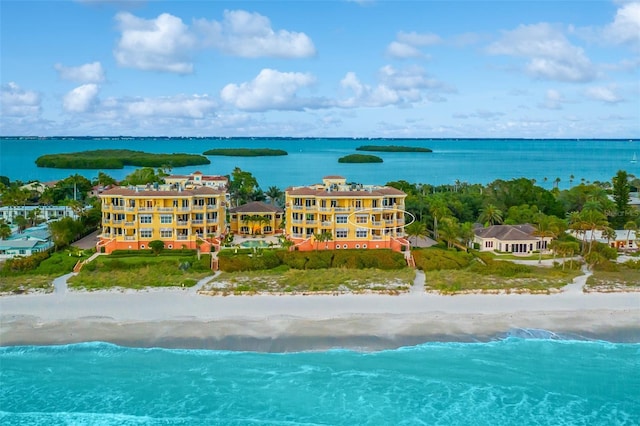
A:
[
  {"xmin": 35, "ymin": 150, "xmax": 210, "ymax": 169},
  {"xmin": 356, "ymin": 145, "xmax": 432, "ymax": 153},
  {"xmin": 338, "ymin": 154, "xmax": 383, "ymax": 163},
  {"xmin": 203, "ymin": 148, "xmax": 288, "ymax": 157}
]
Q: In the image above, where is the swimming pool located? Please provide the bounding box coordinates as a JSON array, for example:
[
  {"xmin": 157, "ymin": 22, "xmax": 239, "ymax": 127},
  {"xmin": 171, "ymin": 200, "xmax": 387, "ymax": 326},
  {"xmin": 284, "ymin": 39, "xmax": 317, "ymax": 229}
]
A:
[{"xmin": 239, "ymin": 240, "xmax": 271, "ymax": 248}]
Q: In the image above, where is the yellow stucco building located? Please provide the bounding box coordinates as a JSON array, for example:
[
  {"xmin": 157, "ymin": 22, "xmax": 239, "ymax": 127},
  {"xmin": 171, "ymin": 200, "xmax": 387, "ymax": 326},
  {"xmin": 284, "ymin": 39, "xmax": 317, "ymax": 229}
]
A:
[
  {"xmin": 228, "ymin": 201, "xmax": 284, "ymax": 236},
  {"xmin": 284, "ymin": 176, "xmax": 409, "ymax": 252},
  {"xmin": 97, "ymin": 183, "xmax": 227, "ymax": 254}
]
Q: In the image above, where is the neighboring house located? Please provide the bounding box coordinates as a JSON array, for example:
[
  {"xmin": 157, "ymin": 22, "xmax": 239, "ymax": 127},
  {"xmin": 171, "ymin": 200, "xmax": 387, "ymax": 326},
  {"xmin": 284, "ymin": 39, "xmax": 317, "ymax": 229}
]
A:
[
  {"xmin": 228, "ymin": 201, "xmax": 283, "ymax": 236},
  {"xmin": 19, "ymin": 180, "xmax": 59, "ymax": 195},
  {"xmin": 284, "ymin": 175, "xmax": 408, "ymax": 252},
  {"xmin": 570, "ymin": 229, "xmax": 638, "ymax": 252},
  {"xmin": 0, "ymin": 205, "xmax": 80, "ymax": 224},
  {"xmin": 97, "ymin": 182, "xmax": 227, "ymax": 254},
  {"xmin": 474, "ymin": 224, "xmax": 552, "ymax": 255},
  {"xmin": 165, "ymin": 171, "xmax": 228, "ymax": 190},
  {"xmin": 0, "ymin": 224, "xmax": 54, "ymax": 260}
]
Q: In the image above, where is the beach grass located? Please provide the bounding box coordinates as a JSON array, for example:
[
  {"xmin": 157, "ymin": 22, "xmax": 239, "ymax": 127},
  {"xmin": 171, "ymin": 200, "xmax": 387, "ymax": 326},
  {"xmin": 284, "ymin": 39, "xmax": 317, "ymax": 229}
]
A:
[
  {"xmin": 68, "ymin": 254, "xmax": 212, "ymax": 290},
  {"xmin": 424, "ymin": 266, "xmax": 581, "ymax": 294},
  {"xmin": 585, "ymin": 262, "xmax": 640, "ymax": 292},
  {"xmin": 201, "ymin": 267, "xmax": 415, "ymax": 295},
  {"xmin": 0, "ymin": 275, "xmax": 55, "ymax": 294}
]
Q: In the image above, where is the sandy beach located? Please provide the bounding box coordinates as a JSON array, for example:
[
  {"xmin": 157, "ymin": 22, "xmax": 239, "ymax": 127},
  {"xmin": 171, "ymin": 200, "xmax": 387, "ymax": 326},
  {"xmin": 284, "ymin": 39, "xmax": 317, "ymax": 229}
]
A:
[{"xmin": 1, "ymin": 270, "xmax": 639, "ymax": 351}]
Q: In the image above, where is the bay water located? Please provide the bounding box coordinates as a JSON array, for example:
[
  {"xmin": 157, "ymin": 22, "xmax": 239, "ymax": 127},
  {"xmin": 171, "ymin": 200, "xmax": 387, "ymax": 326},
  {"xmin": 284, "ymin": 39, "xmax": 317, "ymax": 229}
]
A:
[
  {"xmin": 1, "ymin": 338, "xmax": 638, "ymax": 425},
  {"xmin": 1, "ymin": 137, "xmax": 638, "ymax": 189}
]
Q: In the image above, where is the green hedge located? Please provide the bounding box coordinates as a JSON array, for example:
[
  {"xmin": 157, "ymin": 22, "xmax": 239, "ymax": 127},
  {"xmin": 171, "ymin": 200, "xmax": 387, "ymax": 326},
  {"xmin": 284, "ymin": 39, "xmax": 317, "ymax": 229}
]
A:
[
  {"xmin": 218, "ymin": 249, "xmax": 406, "ymax": 272},
  {"xmin": 109, "ymin": 249, "xmax": 197, "ymax": 257}
]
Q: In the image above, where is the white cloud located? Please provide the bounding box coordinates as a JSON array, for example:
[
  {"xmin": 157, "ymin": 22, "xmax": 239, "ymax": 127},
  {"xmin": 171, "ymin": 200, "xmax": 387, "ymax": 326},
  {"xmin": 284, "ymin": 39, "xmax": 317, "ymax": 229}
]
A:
[
  {"xmin": 194, "ymin": 10, "xmax": 315, "ymax": 58},
  {"xmin": 585, "ymin": 85, "xmax": 624, "ymax": 103},
  {"xmin": 602, "ymin": 2, "xmax": 640, "ymax": 46},
  {"xmin": 386, "ymin": 41, "xmax": 424, "ymax": 59},
  {"xmin": 114, "ymin": 12, "xmax": 195, "ymax": 74},
  {"xmin": 54, "ymin": 62, "xmax": 105, "ymax": 83},
  {"xmin": 63, "ymin": 84, "xmax": 100, "ymax": 112},
  {"xmin": 338, "ymin": 65, "xmax": 453, "ymax": 108},
  {"xmin": 539, "ymin": 89, "xmax": 565, "ymax": 110},
  {"xmin": 386, "ymin": 31, "xmax": 441, "ymax": 59},
  {"xmin": 220, "ymin": 68, "xmax": 324, "ymax": 111},
  {"xmin": 1, "ymin": 82, "xmax": 41, "ymax": 117},
  {"xmin": 123, "ymin": 94, "xmax": 217, "ymax": 118},
  {"xmin": 397, "ymin": 31, "xmax": 442, "ymax": 46},
  {"xmin": 487, "ymin": 23, "xmax": 596, "ymax": 82}
]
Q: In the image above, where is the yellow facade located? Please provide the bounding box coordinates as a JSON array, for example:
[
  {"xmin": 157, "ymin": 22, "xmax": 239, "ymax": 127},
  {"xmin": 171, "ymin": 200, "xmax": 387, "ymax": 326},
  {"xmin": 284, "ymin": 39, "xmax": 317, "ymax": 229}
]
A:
[
  {"xmin": 228, "ymin": 201, "xmax": 284, "ymax": 236},
  {"xmin": 98, "ymin": 184, "xmax": 226, "ymax": 253},
  {"xmin": 284, "ymin": 176, "xmax": 409, "ymax": 252}
]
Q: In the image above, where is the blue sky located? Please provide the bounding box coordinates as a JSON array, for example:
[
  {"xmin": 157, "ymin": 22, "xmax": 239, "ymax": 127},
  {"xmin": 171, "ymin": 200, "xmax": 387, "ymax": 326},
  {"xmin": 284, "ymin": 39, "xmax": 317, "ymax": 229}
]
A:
[{"xmin": 1, "ymin": 0, "xmax": 639, "ymax": 138}]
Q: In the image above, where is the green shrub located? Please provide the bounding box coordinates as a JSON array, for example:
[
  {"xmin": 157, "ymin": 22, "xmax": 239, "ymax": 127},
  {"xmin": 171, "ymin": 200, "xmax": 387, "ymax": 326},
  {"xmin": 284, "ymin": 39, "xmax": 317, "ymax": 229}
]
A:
[{"xmin": 412, "ymin": 248, "xmax": 473, "ymax": 271}]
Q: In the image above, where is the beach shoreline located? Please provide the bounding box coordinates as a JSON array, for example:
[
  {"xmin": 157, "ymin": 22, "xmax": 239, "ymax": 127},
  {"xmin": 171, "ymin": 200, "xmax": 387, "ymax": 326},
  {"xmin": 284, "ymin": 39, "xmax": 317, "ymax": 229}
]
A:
[{"xmin": 2, "ymin": 280, "xmax": 639, "ymax": 350}]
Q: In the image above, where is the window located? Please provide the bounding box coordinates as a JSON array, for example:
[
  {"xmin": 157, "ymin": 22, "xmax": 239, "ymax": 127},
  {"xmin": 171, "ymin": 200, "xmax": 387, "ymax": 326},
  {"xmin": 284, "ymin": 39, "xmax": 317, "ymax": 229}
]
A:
[
  {"xmin": 336, "ymin": 215, "xmax": 348, "ymax": 224},
  {"xmin": 356, "ymin": 215, "xmax": 368, "ymax": 224},
  {"xmin": 355, "ymin": 244, "xmax": 360, "ymax": 249},
  {"xmin": 160, "ymin": 215, "xmax": 172, "ymax": 224},
  {"xmin": 355, "ymin": 200, "xmax": 362, "ymax": 208},
  {"xmin": 362, "ymin": 244, "xmax": 367, "ymax": 249},
  {"xmin": 305, "ymin": 199, "xmax": 314, "ymax": 207},
  {"xmin": 263, "ymin": 226, "xmax": 272, "ymax": 233},
  {"xmin": 140, "ymin": 215, "xmax": 152, "ymax": 224},
  {"xmin": 140, "ymin": 229, "xmax": 153, "ymax": 238},
  {"xmin": 336, "ymin": 230, "xmax": 348, "ymax": 239},
  {"xmin": 356, "ymin": 229, "xmax": 368, "ymax": 238},
  {"xmin": 240, "ymin": 226, "xmax": 249, "ymax": 233},
  {"xmin": 160, "ymin": 230, "xmax": 173, "ymax": 238}
]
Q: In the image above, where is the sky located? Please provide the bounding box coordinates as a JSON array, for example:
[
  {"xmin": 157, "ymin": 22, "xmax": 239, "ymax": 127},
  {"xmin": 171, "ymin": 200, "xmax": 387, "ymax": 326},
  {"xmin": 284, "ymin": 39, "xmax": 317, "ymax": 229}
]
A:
[{"xmin": 1, "ymin": 0, "xmax": 639, "ymax": 138}]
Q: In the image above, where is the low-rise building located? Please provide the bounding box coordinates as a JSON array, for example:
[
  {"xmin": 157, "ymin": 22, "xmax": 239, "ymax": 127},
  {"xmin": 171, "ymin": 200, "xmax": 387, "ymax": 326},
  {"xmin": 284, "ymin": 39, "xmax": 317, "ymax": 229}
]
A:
[
  {"xmin": 571, "ymin": 229, "xmax": 638, "ymax": 252},
  {"xmin": 284, "ymin": 176, "xmax": 408, "ymax": 252},
  {"xmin": 0, "ymin": 224, "xmax": 54, "ymax": 260},
  {"xmin": 0, "ymin": 205, "xmax": 79, "ymax": 224},
  {"xmin": 474, "ymin": 224, "xmax": 551, "ymax": 255},
  {"xmin": 228, "ymin": 201, "xmax": 283, "ymax": 236}
]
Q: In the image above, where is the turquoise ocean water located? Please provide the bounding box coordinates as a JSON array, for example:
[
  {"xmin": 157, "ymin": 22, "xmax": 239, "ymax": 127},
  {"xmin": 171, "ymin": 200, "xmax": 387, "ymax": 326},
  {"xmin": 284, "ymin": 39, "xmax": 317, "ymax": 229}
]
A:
[
  {"xmin": 1, "ymin": 338, "xmax": 638, "ymax": 425},
  {"xmin": 1, "ymin": 137, "xmax": 639, "ymax": 189}
]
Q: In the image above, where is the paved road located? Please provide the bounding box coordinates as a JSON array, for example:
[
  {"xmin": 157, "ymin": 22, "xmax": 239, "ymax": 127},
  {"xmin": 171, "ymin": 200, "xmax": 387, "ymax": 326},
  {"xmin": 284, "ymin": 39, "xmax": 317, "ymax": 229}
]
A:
[{"xmin": 72, "ymin": 230, "xmax": 100, "ymax": 250}]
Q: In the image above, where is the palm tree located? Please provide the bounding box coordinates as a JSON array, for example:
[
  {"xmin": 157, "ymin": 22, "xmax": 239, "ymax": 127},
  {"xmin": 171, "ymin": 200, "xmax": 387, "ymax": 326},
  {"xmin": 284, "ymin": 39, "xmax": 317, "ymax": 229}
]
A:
[
  {"xmin": 313, "ymin": 231, "xmax": 333, "ymax": 250},
  {"xmin": 601, "ymin": 226, "xmax": 616, "ymax": 248},
  {"xmin": 404, "ymin": 221, "xmax": 428, "ymax": 247},
  {"xmin": 265, "ymin": 186, "xmax": 283, "ymax": 206},
  {"xmin": 580, "ymin": 208, "xmax": 608, "ymax": 254},
  {"xmin": 533, "ymin": 214, "xmax": 558, "ymax": 264},
  {"xmin": 438, "ymin": 217, "xmax": 460, "ymax": 249},
  {"xmin": 623, "ymin": 220, "xmax": 638, "ymax": 254},
  {"xmin": 429, "ymin": 197, "xmax": 451, "ymax": 240},
  {"xmin": 0, "ymin": 219, "xmax": 11, "ymax": 240},
  {"xmin": 479, "ymin": 204, "xmax": 503, "ymax": 226}
]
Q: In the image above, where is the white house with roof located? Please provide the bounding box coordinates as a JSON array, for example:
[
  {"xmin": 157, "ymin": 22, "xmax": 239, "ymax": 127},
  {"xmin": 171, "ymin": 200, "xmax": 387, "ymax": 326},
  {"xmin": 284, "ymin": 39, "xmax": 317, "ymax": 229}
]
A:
[
  {"xmin": 569, "ymin": 229, "xmax": 638, "ymax": 252},
  {"xmin": 474, "ymin": 224, "xmax": 551, "ymax": 255},
  {"xmin": 165, "ymin": 171, "xmax": 228, "ymax": 190},
  {"xmin": 0, "ymin": 205, "xmax": 80, "ymax": 224}
]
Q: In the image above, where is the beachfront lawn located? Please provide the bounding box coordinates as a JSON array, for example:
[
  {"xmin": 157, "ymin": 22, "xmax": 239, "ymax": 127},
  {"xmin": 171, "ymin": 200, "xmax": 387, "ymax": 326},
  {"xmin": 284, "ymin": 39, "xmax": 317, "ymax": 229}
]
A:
[
  {"xmin": 585, "ymin": 261, "xmax": 640, "ymax": 292},
  {"xmin": 201, "ymin": 267, "xmax": 416, "ymax": 295},
  {"xmin": 0, "ymin": 275, "xmax": 55, "ymax": 295},
  {"xmin": 424, "ymin": 266, "xmax": 581, "ymax": 294},
  {"xmin": 0, "ymin": 249, "xmax": 92, "ymax": 294},
  {"xmin": 68, "ymin": 254, "xmax": 213, "ymax": 290}
]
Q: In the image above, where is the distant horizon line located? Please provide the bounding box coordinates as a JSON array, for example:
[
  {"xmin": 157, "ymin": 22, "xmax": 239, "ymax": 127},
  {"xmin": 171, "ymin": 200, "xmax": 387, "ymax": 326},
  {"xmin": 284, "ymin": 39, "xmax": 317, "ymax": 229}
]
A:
[{"xmin": 0, "ymin": 136, "xmax": 638, "ymax": 141}]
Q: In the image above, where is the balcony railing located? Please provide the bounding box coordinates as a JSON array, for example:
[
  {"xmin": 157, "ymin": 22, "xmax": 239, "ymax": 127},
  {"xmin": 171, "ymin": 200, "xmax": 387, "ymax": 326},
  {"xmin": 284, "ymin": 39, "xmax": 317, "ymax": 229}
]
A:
[
  {"xmin": 372, "ymin": 235, "xmax": 383, "ymax": 240},
  {"xmin": 291, "ymin": 219, "xmax": 303, "ymax": 224},
  {"xmin": 371, "ymin": 221, "xmax": 382, "ymax": 226},
  {"xmin": 291, "ymin": 205, "xmax": 303, "ymax": 210},
  {"xmin": 291, "ymin": 233, "xmax": 303, "ymax": 238},
  {"xmin": 318, "ymin": 207, "xmax": 331, "ymax": 212},
  {"xmin": 138, "ymin": 207, "xmax": 153, "ymax": 212},
  {"xmin": 176, "ymin": 235, "xmax": 189, "ymax": 240},
  {"xmin": 113, "ymin": 220, "xmax": 123, "ymax": 224},
  {"xmin": 321, "ymin": 221, "xmax": 332, "ymax": 227},
  {"xmin": 124, "ymin": 236, "xmax": 136, "ymax": 241},
  {"xmin": 124, "ymin": 222, "xmax": 135, "ymax": 227},
  {"xmin": 192, "ymin": 220, "xmax": 204, "ymax": 225},
  {"xmin": 177, "ymin": 220, "xmax": 189, "ymax": 226},
  {"xmin": 334, "ymin": 207, "xmax": 350, "ymax": 212},
  {"xmin": 112, "ymin": 206, "xmax": 124, "ymax": 211},
  {"xmin": 305, "ymin": 220, "xmax": 317, "ymax": 225},
  {"xmin": 158, "ymin": 207, "xmax": 173, "ymax": 212}
]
